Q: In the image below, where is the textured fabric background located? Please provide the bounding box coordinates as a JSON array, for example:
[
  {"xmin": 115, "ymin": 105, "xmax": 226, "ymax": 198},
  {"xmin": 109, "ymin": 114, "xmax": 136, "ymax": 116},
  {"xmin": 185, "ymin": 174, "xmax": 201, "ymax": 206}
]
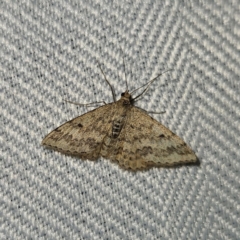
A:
[{"xmin": 1, "ymin": 0, "xmax": 240, "ymax": 239}]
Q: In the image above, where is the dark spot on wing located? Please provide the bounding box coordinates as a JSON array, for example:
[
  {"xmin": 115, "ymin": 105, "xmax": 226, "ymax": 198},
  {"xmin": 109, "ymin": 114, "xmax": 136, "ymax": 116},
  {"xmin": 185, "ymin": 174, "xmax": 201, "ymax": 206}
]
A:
[
  {"xmin": 55, "ymin": 127, "xmax": 61, "ymax": 132},
  {"xmin": 166, "ymin": 144, "xmax": 192, "ymax": 155},
  {"xmin": 136, "ymin": 146, "xmax": 153, "ymax": 156},
  {"xmin": 86, "ymin": 137, "xmax": 99, "ymax": 148}
]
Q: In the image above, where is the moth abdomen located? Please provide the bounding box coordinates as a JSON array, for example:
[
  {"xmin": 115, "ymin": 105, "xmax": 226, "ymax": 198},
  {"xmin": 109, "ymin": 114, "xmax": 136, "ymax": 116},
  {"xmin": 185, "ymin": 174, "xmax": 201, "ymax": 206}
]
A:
[{"xmin": 112, "ymin": 117, "xmax": 126, "ymax": 138}]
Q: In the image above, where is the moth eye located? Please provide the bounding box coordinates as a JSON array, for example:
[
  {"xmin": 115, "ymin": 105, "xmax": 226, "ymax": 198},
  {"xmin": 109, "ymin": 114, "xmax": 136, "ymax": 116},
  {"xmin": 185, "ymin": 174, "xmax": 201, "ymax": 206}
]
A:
[{"xmin": 121, "ymin": 92, "xmax": 124, "ymax": 96}]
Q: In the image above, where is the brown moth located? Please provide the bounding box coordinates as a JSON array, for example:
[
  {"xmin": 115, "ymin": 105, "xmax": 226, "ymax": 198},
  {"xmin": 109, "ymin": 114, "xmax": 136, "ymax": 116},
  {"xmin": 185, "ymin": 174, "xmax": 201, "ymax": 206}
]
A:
[{"xmin": 42, "ymin": 67, "xmax": 197, "ymax": 170}]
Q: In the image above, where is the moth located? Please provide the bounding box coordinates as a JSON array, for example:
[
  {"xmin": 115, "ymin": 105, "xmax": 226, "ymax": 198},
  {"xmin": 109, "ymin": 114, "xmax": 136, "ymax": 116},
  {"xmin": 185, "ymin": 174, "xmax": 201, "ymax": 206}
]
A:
[{"xmin": 42, "ymin": 66, "xmax": 197, "ymax": 170}]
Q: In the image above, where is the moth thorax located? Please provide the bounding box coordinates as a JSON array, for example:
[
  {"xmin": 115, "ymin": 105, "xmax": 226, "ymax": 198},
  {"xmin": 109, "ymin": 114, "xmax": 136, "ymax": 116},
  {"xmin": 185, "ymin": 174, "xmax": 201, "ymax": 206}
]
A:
[{"xmin": 112, "ymin": 117, "xmax": 125, "ymax": 138}]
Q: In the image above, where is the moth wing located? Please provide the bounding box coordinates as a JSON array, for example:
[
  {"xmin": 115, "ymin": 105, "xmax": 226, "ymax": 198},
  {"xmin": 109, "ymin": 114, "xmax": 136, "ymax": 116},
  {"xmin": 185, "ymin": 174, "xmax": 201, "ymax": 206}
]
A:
[
  {"xmin": 42, "ymin": 103, "xmax": 115, "ymax": 160},
  {"xmin": 112, "ymin": 106, "xmax": 197, "ymax": 170}
]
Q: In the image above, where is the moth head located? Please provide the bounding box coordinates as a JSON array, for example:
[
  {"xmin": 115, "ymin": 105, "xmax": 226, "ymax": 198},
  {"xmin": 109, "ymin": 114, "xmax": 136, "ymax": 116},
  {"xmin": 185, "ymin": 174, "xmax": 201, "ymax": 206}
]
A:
[{"xmin": 120, "ymin": 91, "xmax": 134, "ymax": 105}]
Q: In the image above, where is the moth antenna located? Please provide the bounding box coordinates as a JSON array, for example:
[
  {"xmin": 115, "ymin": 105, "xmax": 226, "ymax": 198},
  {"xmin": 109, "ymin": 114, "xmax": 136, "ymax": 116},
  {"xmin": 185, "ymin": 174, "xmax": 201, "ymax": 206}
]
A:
[
  {"xmin": 98, "ymin": 62, "xmax": 116, "ymax": 102},
  {"xmin": 132, "ymin": 69, "xmax": 172, "ymax": 101},
  {"xmin": 123, "ymin": 55, "xmax": 128, "ymax": 91}
]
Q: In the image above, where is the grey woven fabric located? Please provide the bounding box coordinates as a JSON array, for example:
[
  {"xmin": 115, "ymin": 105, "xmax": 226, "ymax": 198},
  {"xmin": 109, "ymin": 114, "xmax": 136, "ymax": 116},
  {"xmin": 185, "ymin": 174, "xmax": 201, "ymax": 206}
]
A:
[{"xmin": 1, "ymin": 0, "xmax": 240, "ymax": 239}]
